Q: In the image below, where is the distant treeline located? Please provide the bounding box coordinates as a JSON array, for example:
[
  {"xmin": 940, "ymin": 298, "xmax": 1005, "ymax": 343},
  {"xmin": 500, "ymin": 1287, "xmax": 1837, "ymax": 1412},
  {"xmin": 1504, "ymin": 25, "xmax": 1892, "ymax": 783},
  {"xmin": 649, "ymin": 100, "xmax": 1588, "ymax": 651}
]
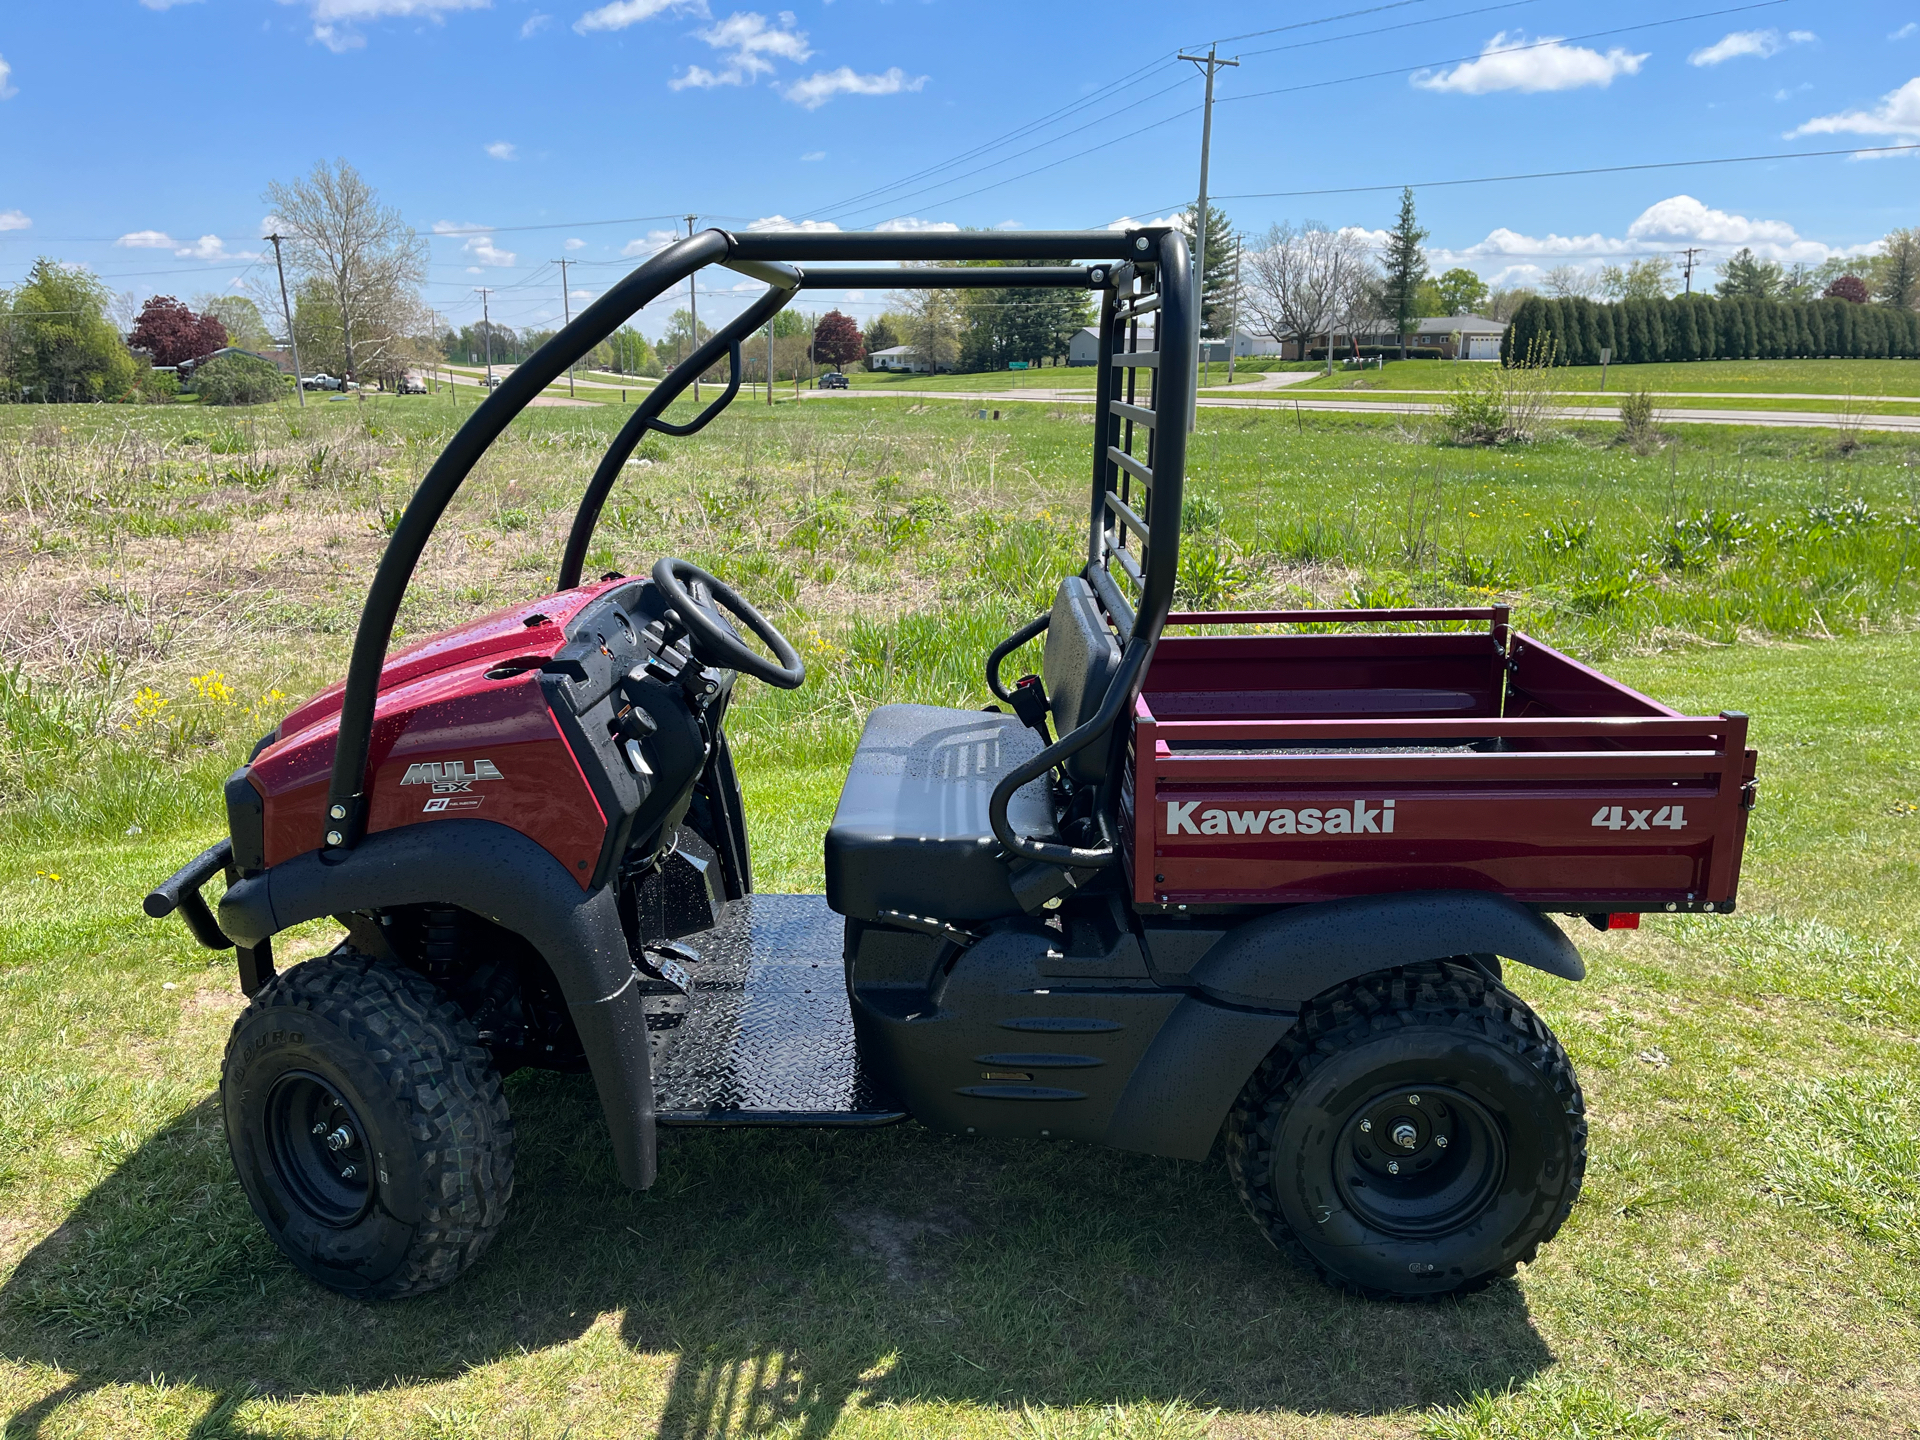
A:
[{"xmin": 1501, "ymin": 294, "xmax": 1920, "ymax": 366}]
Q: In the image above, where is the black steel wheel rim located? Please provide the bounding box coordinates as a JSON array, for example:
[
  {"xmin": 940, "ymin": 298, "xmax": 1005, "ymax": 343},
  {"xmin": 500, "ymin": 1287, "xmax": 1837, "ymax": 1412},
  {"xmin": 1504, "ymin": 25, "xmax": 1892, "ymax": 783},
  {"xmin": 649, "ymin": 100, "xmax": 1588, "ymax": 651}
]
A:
[
  {"xmin": 264, "ymin": 1070, "xmax": 376, "ymax": 1228},
  {"xmin": 1333, "ymin": 1084, "xmax": 1507, "ymax": 1239}
]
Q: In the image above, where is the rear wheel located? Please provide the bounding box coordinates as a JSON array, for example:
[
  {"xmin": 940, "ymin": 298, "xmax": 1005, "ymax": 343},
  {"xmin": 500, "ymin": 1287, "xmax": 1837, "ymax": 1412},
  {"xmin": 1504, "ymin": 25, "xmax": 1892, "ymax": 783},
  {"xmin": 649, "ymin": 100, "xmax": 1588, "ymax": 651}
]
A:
[
  {"xmin": 221, "ymin": 949, "xmax": 515, "ymax": 1299},
  {"xmin": 1225, "ymin": 961, "xmax": 1585, "ymax": 1299}
]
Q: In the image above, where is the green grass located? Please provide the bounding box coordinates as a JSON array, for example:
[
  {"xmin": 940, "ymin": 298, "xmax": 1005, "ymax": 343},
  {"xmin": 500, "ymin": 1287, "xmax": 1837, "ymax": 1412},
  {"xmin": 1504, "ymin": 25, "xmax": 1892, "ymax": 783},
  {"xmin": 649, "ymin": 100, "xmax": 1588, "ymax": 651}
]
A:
[
  {"xmin": 1287, "ymin": 357, "xmax": 1920, "ymax": 397},
  {"xmin": 2, "ymin": 395, "xmax": 1919, "ymax": 1435}
]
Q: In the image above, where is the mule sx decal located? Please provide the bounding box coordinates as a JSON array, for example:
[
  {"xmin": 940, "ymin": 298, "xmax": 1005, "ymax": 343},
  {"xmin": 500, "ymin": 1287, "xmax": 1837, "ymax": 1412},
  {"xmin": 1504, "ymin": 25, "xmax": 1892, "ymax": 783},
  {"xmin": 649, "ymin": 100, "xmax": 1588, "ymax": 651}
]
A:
[{"xmin": 400, "ymin": 759, "xmax": 504, "ymax": 794}]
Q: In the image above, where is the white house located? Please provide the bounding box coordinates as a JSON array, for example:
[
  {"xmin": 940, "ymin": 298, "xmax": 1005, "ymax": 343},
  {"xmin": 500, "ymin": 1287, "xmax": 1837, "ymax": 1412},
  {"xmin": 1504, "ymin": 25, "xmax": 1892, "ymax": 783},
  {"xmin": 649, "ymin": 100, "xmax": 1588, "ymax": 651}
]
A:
[{"xmin": 866, "ymin": 344, "xmax": 953, "ymax": 374}]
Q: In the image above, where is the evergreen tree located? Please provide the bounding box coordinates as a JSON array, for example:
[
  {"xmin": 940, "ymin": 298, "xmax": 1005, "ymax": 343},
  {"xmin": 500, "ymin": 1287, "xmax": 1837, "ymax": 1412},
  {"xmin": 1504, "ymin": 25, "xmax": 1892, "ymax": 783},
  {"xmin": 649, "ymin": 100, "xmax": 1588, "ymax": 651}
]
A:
[
  {"xmin": 1715, "ymin": 248, "xmax": 1785, "ymax": 301},
  {"xmin": 1379, "ymin": 187, "xmax": 1429, "ymax": 360},
  {"xmin": 1179, "ymin": 201, "xmax": 1239, "ymax": 338}
]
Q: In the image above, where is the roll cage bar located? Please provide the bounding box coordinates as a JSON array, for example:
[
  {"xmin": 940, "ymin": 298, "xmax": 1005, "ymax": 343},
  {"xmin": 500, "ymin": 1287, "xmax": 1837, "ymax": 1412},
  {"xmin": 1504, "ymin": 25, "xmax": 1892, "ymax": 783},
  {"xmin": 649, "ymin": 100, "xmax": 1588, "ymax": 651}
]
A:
[{"xmin": 322, "ymin": 226, "xmax": 1194, "ymax": 880}]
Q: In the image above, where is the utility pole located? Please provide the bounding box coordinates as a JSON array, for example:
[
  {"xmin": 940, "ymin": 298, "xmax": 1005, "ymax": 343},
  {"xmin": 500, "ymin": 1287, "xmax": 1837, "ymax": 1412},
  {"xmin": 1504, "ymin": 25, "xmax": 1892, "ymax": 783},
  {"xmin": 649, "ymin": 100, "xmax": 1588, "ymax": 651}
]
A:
[
  {"xmin": 477, "ymin": 288, "xmax": 495, "ymax": 391},
  {"xmin": 686, "ymin": 214, "xmax": 701, "ymax": 402},
  {"xmin": 555, "ymin": 258, "xmax": 575, "ymax": 396},
  {"xmin": 1177, "ymin": 44, "xmax": 1238, "ymax": 431},
  {"xmin": 1679, "ymin": 246, "xmax": 1704, "ymax": 295},
  {"xmin": 266, "ymin": 233, "xmax": 304, "ymax": 408}
]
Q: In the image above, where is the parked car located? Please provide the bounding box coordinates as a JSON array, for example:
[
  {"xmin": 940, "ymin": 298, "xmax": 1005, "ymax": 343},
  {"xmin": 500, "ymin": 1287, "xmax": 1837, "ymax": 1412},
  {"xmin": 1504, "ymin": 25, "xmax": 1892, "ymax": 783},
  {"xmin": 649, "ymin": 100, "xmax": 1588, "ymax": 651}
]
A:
[
  {"xmin": 302, "ymin": 374, "xmax": 342, "ymax": 392},
  {"xmin": 818, "ymin": 372, "xmax": 850, "ymax": 389},
  {"xmin": 398, "ymin": 371, "xmax": 429, "ymax": 395}
]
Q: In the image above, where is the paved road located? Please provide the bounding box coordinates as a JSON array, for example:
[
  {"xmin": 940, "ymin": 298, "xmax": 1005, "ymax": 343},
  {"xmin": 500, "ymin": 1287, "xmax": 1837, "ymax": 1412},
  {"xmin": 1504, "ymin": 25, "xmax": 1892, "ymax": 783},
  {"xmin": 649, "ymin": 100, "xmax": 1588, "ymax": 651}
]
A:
[{"xmin": 803, "ymin": 386, "xmax": 1920, "ymax": 434}]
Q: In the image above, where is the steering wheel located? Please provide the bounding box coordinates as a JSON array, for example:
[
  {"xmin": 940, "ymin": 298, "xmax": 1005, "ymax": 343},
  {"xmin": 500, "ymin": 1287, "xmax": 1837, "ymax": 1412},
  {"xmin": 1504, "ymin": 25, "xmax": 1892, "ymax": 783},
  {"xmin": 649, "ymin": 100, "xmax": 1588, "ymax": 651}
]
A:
[{"xmin": 651, "ymin": 557, "xmax": 806, "ymax": 691}]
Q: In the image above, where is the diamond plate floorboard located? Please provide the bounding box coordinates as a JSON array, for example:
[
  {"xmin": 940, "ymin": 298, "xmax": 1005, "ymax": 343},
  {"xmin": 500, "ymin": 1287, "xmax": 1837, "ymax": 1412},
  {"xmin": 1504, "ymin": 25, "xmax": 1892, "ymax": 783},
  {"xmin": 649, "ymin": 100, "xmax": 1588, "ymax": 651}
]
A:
[{"xmin": 647, "ymin": 893, "xmax": 905, "ymax": 1125}]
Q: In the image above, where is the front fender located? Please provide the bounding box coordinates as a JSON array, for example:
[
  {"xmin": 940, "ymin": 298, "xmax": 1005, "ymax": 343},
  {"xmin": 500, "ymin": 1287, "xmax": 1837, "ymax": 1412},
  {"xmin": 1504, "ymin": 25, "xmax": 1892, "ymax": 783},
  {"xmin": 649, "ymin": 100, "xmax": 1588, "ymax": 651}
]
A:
[
  {"xmin": 219, "ymin": 819, "xmax": 656, "ymax": 1190},
  {"xmin": 1189, "ymin": 889, "xmax": 1585, "ymax": 1012}
]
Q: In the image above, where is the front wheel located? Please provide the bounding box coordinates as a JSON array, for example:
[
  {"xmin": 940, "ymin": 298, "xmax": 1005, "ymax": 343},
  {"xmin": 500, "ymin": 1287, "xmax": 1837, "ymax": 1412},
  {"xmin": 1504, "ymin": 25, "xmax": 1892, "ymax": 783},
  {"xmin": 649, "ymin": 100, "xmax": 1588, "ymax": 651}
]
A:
[
  {"xmin": 221, "ymin": 949, "xmax": 515, "ymax": 1299},
  {"xmin": 1225, "ymin": 961, "xmax": 1585, "ymax": 1299}
]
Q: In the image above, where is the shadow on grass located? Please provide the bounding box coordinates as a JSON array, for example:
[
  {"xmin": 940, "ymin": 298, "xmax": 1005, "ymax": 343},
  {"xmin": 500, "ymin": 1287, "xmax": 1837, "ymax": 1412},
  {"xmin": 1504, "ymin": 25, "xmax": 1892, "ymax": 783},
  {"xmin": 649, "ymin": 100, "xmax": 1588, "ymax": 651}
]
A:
[{"xmin": 1, "ymin": 1074, "xmax": 1557, "ymax": 1437}]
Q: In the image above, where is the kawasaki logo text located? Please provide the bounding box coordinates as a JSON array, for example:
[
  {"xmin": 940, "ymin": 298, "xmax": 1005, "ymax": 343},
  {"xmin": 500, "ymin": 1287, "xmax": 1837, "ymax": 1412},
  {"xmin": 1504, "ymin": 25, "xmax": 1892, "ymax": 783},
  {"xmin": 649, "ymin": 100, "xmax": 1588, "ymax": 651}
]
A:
[
  {"xmin": 1165, "ymin": 799, "xmax": 1395, "ymax": 836},
  {"xmin": 400, "ymin": 759, "xmax": 504, "ymax": 794}
]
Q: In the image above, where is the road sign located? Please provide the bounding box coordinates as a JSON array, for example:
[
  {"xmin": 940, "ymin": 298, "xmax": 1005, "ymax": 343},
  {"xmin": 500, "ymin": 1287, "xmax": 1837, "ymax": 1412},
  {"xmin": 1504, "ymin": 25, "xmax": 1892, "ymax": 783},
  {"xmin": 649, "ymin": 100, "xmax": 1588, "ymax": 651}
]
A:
[{"xmin": 1007, "ymin": 361, "xmax": 1029, "ymax": 370}]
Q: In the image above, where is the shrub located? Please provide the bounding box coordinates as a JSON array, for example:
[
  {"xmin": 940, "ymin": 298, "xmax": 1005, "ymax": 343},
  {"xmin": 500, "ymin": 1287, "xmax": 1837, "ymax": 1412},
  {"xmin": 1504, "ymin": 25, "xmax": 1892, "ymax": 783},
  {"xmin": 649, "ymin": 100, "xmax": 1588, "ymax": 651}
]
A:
[
  {"xmin": 138, "ymin": 367, "xmax": 180, "ymax": 404},
  {"xmin": 1616, "ymin": 386, "xmax": 1658, "ymax": 451},
  {"xmin": 189, "ymin": 353, "xmax": 283, "ymax": 406}
]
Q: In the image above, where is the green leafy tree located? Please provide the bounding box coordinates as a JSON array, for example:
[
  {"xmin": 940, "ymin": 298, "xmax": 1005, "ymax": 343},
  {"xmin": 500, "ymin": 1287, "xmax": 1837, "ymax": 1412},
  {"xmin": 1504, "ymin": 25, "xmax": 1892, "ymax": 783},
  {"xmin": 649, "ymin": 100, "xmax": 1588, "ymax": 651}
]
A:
[
  {"xmin": 1873, "ymin": 227, "xmax": 1920, "ymax": 310},
  {"xmin": 611, "ymin": 326, "xmax": 662, "ymax": 376},
  {"xmin": 1434, "ymin": 267, "xmax": 1489, "ymax": 316},
  {"xmin": 894, "ymin": 281, "xmax": 963, "ymax": 372},
  {"xmin": 1714, "ymin": 248, "xmax": 1785, "ymax": 301},
  {"xmin": 2, "ymin": 258, "xmax": 139, "ymax": 401},
  {"xmin": 195, "ymin": 294, "xmax": 276, "ymax": 352},
  {"xmin": 1179, "ymin": 200, "xmax": 1239, "ymax": 338},
  {"xmin": 1380, "ymin": 187, "xmax": 1430, "ymax": 359}
]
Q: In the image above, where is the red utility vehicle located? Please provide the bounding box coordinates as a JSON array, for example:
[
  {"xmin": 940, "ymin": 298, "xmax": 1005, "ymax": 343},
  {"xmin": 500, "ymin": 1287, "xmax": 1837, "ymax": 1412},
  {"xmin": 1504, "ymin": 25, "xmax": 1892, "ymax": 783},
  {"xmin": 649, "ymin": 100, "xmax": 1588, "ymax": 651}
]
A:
[{"xmin": 149, "ymin": 226, "xmax": 1755, "ymax": 1304}]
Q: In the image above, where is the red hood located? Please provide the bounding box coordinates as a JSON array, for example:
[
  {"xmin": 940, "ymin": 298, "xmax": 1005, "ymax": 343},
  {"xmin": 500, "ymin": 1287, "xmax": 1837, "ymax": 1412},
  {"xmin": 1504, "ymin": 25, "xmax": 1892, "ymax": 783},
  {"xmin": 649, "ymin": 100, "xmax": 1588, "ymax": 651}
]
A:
[{"xmin": 277, "ymin": 580, "xmax": 624, "ymax": 740}]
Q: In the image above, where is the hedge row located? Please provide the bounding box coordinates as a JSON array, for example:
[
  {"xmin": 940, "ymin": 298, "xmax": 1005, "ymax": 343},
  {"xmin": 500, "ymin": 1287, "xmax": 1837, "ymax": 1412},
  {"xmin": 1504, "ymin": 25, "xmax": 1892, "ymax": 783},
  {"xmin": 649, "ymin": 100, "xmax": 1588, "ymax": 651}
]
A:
[{"xmin": 1500, "ymin": 294, "xmax": 1920, "ymax": 366}]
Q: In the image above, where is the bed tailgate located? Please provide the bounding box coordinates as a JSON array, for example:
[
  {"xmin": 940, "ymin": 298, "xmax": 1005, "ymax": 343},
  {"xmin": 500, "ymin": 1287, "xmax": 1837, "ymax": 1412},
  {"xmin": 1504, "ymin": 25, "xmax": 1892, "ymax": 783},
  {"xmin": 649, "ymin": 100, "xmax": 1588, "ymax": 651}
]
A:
[{"xmin": 1132, "ymin": 707, "xmax": 1757, "ymax": 913}]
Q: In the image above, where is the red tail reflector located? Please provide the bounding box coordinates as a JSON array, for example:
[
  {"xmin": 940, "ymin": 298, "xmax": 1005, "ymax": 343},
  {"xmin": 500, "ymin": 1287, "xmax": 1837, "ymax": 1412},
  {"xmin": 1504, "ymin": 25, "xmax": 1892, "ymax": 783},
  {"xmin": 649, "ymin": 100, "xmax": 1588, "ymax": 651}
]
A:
[{"xmin": 1607, "ymin": 912, "xmax": 1640, "ymax": 930}]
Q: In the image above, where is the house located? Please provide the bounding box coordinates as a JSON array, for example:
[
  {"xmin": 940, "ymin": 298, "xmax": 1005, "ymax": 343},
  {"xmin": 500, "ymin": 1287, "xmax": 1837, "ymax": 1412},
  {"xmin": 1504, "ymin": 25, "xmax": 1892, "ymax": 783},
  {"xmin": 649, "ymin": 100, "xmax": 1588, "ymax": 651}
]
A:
[
  {"xmin": 1413, "ymin": 315, "xmax": 1508, "ymax": 360},
  {"xmin": 866, "ymin": 344, "xmax": 952, "ymax": 374},
  {"xmin": 1068, "ymin": 324, "xmax": 1288, "ymax": 367},
  {"xmin": 179, "ymin": 346, "xmax": 298, "ymax": 377}
]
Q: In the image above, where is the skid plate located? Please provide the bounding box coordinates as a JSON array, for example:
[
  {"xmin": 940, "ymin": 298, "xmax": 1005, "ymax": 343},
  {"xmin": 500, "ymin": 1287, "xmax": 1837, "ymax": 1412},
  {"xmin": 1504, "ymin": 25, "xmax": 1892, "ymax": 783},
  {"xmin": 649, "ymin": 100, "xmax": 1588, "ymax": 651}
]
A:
[{"xmin": 647, "ymin": 893, "xmax": 905, "ymax": 1126}]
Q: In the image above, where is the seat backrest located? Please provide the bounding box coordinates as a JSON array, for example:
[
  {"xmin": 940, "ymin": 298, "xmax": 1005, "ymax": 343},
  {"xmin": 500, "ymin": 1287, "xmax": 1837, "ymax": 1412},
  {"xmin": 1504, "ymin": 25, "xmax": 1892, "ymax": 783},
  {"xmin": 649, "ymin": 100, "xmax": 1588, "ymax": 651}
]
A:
[{"xmin": 1043, "ymin": 577, "xmax": 1123, "ymax": 782}]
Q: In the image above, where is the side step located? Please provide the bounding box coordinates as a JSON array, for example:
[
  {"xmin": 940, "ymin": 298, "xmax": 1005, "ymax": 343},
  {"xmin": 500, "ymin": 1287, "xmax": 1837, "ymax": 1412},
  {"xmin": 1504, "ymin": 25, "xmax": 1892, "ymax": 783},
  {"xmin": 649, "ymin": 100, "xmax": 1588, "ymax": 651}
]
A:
[{"xmin": 647, "ymin": 893, "xmax": 906, "ymax": 1127}]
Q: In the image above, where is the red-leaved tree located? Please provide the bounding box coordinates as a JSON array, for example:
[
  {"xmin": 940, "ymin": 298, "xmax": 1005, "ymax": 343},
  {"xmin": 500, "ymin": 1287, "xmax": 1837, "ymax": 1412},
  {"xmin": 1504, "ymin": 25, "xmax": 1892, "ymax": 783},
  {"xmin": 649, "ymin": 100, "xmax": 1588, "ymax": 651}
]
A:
[
  {"xmin": 1823, "ymin": 275, "xmax": 1870, "ymax": 305},
  {"xmin": 129, "ymin": 295, "xmax": 229, "ymax": 367},
  {"xmin": 812, "ymin": 309, "xmax": 864, "ymax": 369}
]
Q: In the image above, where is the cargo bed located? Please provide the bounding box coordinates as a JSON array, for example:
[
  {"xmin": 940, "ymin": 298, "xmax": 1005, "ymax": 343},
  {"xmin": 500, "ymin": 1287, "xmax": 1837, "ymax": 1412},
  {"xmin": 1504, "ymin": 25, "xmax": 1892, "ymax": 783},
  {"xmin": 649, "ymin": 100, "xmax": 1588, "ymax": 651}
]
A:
[{"xmin": 1129, "ymin": 607, "xmax": 1756, "ymax": 915}]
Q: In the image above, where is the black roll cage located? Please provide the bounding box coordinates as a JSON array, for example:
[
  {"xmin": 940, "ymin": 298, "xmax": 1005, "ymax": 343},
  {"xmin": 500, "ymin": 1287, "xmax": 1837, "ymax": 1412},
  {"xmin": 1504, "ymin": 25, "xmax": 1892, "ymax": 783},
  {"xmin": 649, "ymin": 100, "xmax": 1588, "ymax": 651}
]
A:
[{"xmin": 322, "ymin": 226, "xmax": 1194, "ymax": 881}]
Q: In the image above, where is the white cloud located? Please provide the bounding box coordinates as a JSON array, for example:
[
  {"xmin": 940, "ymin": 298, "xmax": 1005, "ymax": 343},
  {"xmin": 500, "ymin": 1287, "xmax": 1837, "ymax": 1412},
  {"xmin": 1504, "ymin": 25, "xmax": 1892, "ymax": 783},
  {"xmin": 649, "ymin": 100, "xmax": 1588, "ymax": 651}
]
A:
[
  {"xmin": 464, "ymin": 234, "xmax": 517, "ymax": 266},
  {"xmin": 1893, "ymin": 23, "xmax": 1918, "ymax": 40},
  {"xmin": 874, "ymin": 216, "xmax": 958, "ymax": 233},
  {"xmin": 0, "ymin": 54, "xmax": 16, "ymax": 100},
  {"xmin": 286, "ymin": 0, "xmax": 491, "ymax": 52},
  {"xmin": 574, "ymin": 0, "xmax": 703, "ymax": 35},
  {"xmin": 564, "ymin": 236, "xmax": 586, "ymax": 249},
  {"xmin": 1791, "ymin": 76, "xmax": 1920, "ymax": 140},
  {"xmin": 175, "ymin": 235, "xmax": 260, "ymax": 261},
  {"xmin": 800, "ymin": 150, "xmax": 826, "ymax": 161},
  {"xmin": 1426, "ymin": 194, "xmax": 1878, "ymax": 277},
  {"xmin": 670, "ymin": 10, "xmax": 810, "ymax": 89},
  {"xmin": 0, "ymin": 210, "xmax": 30, "ymax": 231},
  {"xmin": 1627, "ymin": 195, "xmax": 1798, "ymax": 247},
  {"xmin": 139, "ymin": 0, "xmax": 204, "ymax": 9},
  {"xmin": 993, "ymin": 219, "xmax": 1023, "ymax": 231},
  {"xmin": 485, "ymin": 140, "xmax": 517, "ymax": 160},
  {"xmin": 747, "ymin": 215, "xmax": 841, "ymax": 231},
  {"xmin": 622, "ymin": 228, "xmax": 682, "ymax": 257},
  {"xmin": 520, "ymin": 11, "xmax": 550, "ymax": 34},
  {"xmin": 1413, "ymin": 31, "xmax": 1647, "ymax": 94},
  {"xmin": 781, "ymin": 64, "xmax": 925, "ymax": 108},
  {"xmin": 117, "ymin": 230, "xmax": 178, "ymax": 249},
  {"xmin": 1688, "ymin": 29, "xmax": 1815, "ymax": 66},
  {"xmin": 569, "ymin": 288, "xmax": 592, "ymax": 299},
  {"xmin": 1103, "ymin": 213, "xmax": 1185, "ymax": 232}
]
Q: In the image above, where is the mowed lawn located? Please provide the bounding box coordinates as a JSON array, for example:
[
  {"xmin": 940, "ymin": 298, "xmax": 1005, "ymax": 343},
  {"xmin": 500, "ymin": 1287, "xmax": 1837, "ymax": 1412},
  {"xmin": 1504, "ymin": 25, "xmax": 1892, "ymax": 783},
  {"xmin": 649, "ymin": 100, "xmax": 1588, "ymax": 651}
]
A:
[
  {"xmin": 1280, "ymin": 357, "xmax": 1920, "ymax": 398},
  {"xmin": 1, "ymin": 394, "xmax": 1917, "ymax": 1437}
]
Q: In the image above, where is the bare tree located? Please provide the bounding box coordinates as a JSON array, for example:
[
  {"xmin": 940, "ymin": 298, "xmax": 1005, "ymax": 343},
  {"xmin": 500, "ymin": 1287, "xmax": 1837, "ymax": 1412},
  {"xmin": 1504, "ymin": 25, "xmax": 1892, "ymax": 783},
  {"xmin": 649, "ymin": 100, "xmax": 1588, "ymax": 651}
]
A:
[
  {"xmin": 263, "ymin": 159, "xmax": 427, "ymax": 385},
  {"xmin": 1541, "ymin": 265, "xmax": 1602, "ymax": 300},
  {"xmin": 890, "ymin": 273, "xmax": 963, "ymax": 372},
  {"xmin": 1240, "ymin": 222, "xmax": 1371, "ymax": 360}
]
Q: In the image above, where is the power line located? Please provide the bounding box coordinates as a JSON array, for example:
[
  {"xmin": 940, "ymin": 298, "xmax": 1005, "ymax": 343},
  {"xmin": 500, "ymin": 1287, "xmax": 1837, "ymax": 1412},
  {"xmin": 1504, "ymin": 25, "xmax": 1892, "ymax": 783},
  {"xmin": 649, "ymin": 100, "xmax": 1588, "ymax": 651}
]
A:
[
  {"xmin": 1187, "ymin": 0, "xmax": 1439, "ymax": 48},
  {"xmin": 1167, "ymin": 142, "xmax": 1920, "ymax": 205},
  {"xmin": 1220, "ymin": 0, "xmax": 1789, "ymax": 107}
]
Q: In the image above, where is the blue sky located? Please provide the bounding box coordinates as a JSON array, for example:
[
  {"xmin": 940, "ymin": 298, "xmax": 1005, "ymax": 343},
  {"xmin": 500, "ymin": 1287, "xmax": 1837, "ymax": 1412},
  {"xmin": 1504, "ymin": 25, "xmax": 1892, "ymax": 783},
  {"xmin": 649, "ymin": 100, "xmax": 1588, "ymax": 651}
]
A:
[{"xmin": 1, "ymin": 0, "xmax": 1915, "ymax": 337}]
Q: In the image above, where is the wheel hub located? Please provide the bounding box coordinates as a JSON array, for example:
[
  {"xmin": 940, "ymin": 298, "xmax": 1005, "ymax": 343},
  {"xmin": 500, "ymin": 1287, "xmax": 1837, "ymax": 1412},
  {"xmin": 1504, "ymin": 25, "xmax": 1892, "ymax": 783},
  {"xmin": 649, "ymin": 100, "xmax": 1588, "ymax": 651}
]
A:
[
  {"xmin": 264, "ymin": 1071, "xmax": 375, "ymax": 1228},
  {"xmin": 1336, "ymin": 1085, "xmax": 1506, "ymax": 1238}
]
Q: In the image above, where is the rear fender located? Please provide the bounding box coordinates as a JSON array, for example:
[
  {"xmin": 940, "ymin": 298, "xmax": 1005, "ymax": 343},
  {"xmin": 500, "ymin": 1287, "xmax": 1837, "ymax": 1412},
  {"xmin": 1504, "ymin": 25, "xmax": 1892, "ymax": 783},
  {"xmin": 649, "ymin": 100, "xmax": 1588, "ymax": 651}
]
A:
[
  {"xmin": 1102, "ymin": 891, "xmax": 1583, "ymax": 1162},
  {"xmin": 219, "ymin": 818, "xmax": 655, "ymax": 1189},
  {"xmin": 1189, "ymin": 890, "xmax": 1584, "ymax": 1011}
]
